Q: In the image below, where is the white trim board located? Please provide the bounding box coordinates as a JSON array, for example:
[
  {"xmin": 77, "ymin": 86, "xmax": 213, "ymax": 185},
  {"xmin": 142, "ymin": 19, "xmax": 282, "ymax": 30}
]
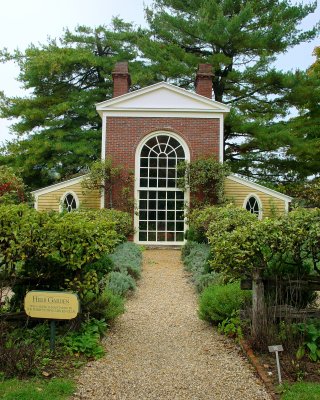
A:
[
  {"xmin": 100, "ymin": 110, "xmax": 223, "ymax": 118},
  {"xmin": 227, "ymin": 175, "xmax": 293, "ymax": 202},
  {"xmin": 31, "ymin": 175, "xmax": 87, "ymax": 196},
  {"xmin": 134, "ymin": 130, "xmax": 190, "ymax": 244}
]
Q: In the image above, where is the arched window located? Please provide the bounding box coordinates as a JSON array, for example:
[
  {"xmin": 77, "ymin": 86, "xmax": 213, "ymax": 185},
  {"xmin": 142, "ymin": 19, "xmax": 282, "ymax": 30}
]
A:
[
  {"xmin": 244, "ymin": 194, "xmax": 262, "ymax": 219},
  {"xmin": 139, "ymin": 134, "xmax": 185, "ymax": 188},
  {"xmin": 136, "ymin": 132, "xmax": 190, "ymax": 243},
  {"xmin": 61, "ymin": 192, "xmax": 79, "ymax": 212}
]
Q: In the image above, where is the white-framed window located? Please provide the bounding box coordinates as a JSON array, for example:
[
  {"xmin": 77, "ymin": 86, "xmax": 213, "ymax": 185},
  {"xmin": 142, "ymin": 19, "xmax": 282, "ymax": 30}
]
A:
[
  {"xmin": 60, "ymin": 191, "xmax": 79, "ymax": 212},
  {"xmin": 243, "ymin": 194, "xmax": 262, "ymax": 219},
  {"xmin": 135, "ymin": 132, "xmax": 190, "ymax": 244}
]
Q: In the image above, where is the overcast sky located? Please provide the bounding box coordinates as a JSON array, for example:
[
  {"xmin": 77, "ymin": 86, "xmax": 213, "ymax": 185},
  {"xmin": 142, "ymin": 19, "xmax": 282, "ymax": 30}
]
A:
[{"xmin": 0, "ymin": 0, "xmax": 319, "ymax": 145}]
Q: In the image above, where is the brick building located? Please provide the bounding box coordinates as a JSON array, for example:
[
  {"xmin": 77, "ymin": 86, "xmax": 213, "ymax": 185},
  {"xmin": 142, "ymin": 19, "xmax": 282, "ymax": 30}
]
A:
[{"xmin": 33, "ymin": 62, "xmax": 292, "ymax": 245}]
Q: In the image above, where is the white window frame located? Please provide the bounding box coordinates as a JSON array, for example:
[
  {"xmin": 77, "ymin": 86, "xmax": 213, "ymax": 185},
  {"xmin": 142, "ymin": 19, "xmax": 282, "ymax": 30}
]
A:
[
  {"xmin": 134, "ymin": 131, "xmax": 190, "ymax": 244},
  {"xmin": 243, "ymin": 193, "xmax": 263, "ymax": 220},
  {"xmin": 60, "ymin": 191, "xmax": 80, "ymax": 212}
]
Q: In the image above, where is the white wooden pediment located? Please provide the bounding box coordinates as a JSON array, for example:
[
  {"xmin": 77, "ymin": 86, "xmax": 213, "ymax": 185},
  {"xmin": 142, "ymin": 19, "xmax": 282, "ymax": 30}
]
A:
[{"xmin": 96, "ymin": 82, "xmax": 230, "ymax": 116}]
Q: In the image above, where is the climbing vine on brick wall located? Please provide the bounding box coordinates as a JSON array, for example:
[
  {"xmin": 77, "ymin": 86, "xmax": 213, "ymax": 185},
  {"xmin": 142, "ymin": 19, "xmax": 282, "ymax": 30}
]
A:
[{"xmin": 177, "ymin": 157, "xmax": 230, "ymax": 209}]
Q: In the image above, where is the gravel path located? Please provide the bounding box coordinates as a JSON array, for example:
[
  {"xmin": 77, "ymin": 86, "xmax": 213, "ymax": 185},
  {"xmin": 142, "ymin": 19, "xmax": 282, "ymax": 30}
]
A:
[{"xmin": 73, "ymin": 250, "xmax": 271, "ymax": 400}]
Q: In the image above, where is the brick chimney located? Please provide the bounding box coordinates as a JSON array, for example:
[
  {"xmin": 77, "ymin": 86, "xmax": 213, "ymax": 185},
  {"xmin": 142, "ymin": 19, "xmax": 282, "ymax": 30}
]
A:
[
  {"xmin": 195, "ymin": 64, "xmax": 213, "ymax": 99},
  {"xmin": 112, "ymin": 62, "xmax": 131, "ymax": 97}
]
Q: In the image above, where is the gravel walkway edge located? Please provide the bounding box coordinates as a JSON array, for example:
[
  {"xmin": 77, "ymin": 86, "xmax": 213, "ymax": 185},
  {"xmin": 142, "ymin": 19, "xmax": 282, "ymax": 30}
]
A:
[{"xmin": 72, "ymin": 249, "xmax": 272, "ymax": 400}]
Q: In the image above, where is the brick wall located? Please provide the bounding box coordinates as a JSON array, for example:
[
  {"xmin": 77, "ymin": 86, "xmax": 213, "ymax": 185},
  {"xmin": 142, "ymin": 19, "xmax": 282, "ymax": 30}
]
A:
[
  {"xmin": 104, "ymin": 116, "xmax": 220, "ymax": 210},
  {"xmin": 105, "ymin": 117, "xmax": 219, "ymax": 167}
]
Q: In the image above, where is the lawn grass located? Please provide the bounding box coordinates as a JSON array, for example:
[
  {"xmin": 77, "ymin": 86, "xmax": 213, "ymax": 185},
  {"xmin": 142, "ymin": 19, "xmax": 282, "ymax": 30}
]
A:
[
  {"xmin": 281, "ymin": 382, "xmax": 320, "ymax": 400},
  {"xmin": 0, "ymin": 378, "xmax": 75, "ymax": 400}
]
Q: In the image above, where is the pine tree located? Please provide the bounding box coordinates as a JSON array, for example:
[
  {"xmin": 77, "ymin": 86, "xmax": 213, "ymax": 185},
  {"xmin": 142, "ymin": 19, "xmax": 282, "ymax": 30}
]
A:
[
  {"xmin": 137, "ymin": 0, "xmax": 319, "ymax": 182},
  {"xmin": 0, "ymin": 19, "xmax": 146, "ymax": 189}
]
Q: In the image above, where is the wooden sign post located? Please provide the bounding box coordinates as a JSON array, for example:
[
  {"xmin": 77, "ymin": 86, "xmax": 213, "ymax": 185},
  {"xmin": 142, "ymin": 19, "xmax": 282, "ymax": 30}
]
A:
[{"xmin": 24, "ymin": 291, "xmax": 80, "ymax": 352}]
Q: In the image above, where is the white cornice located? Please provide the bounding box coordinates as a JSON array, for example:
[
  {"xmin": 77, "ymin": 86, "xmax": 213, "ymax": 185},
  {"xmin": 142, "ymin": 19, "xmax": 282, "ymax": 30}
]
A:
[
  {"xmin": 101, "ymin": 110, "xmax": 223, "ymax": 119},
  {"xmin": 96, "ymin": 82, "xmax": 230, "ymax": 116}
]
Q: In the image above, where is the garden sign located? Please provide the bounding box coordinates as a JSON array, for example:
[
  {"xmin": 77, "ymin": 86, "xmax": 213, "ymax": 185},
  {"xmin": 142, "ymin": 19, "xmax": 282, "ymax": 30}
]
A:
[{"xmin": 24, "ymin": 290, "xmax": 80, "ymax": 351}]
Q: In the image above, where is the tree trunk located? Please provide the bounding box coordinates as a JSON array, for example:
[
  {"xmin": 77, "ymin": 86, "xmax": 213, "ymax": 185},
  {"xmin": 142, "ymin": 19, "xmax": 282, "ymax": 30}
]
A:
[{"xmin": 252, "ymin": 268, "xmax": 267, "ymax": 340}]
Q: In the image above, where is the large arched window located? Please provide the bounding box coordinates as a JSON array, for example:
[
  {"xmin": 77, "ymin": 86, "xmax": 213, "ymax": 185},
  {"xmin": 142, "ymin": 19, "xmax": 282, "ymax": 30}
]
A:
[
  {"xmin": 61, "ymin": 192, "xmax": 79, "ymax": 212},
  {"xmin": 140, "ymin": 135, "xmax": 185, "ymax": 188},
  {"xmin": 136, "ymin": 132, "xmax": 190, "ymax": 244},
  {"xmin": 244, "ymin": 194, "xmax": 262, "ymax": 219}
]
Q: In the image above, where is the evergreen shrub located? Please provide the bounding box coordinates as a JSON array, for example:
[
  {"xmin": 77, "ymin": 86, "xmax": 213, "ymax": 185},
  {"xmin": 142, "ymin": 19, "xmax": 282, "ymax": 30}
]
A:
[
  {"xmin": 199, "ymin": 282, "xmax": 251, "ymax": 324},
  {"xmin": 188, "ymin": 204, "xmax": 256, "ymax": 245},
  {"xmin": 107, "ymin": 271, "xmax": 136, "ymax": 297},
  {"xmin": 87, "ymin": 253, "xmax": 114, "ymax": 280},
  {"xmin": 182, "ymin": 241, "xmax": 220, "ymax": 292},
  {"xmin": 110, "ymin": 242, "xmax": 142, "ymax": 279},
  {"xmin": 83, "ymin": 288, "xmax": 125, "ymax": 322}
]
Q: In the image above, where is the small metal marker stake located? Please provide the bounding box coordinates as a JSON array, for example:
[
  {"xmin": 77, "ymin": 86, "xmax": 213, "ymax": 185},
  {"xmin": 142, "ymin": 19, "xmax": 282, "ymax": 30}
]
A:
[{"xmin": 268, "ymin": 345, "xmax": 284, "ymax": 384}]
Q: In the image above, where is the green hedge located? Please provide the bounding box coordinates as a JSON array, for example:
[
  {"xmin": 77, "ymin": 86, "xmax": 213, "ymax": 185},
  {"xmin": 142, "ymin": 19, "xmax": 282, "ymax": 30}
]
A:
[
  {"xmin": 207, "ymin": 207, "xmax": 320, "ymax": 282},
  {"xmin": 187, "ymin": 204, "xmax": 256, "ymax": 243},
  {"xmin": 0, "ymin": 204, "xmax": 132, "ymax": 313}
]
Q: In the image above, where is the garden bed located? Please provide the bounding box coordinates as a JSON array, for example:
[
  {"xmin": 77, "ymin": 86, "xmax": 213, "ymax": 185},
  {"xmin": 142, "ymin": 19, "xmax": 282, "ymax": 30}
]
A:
[
  {"xmin": 0, "ymin": 206, "xmax": 142, "ymax": 396},
  {"xmin": 181, "ymin": 232, "xmax": 320, "ymax": 399}
]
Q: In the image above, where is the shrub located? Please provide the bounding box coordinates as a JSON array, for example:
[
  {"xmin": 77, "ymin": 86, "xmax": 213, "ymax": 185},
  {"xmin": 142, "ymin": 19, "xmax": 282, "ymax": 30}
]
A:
[
  {"xmin": 218, "ymin": 311, "xmax": 243, "ymax": 339},
  {"xmin": 183, "ymin": 242, "xmax": 210, "ymax": 273},
  {"xmin": 182, "ymin": 241, "xmax": 220, "ymax": 292},
  {"xmin": 186, "ymin": 204, "xmax": 257, "ymax": 244},
  {"xmin": 0, "ymin": 166, "xmax": 30, "ymax": 205},
  {"xmin": 76, "ymin": 208, "xmax": 133, "ymax": 239},
  {"xmin": 110, "ymin": 242, "xmax": 142, "ymax": 279},
  {"xmin": 194, "ymin": 273, "xmax": 221, "ymax": 293},
  {"xmin": 0, "ymin": 205, "xmax": 128, "ymax": 312},
  {"xmin": 107, "ymin": 271, "xmax": 136, "ymax": 297},
  {"xmin": 0, "ymin": 339, "xmax": 39, "ymax": 378},
  {"xmin": 85, "ymin": 253, "xmax": 114, "ymax": 280},
  {"xmin": 199, "ymin": 282, "xmax": 251, "ymax": 324},
  {"xmin": 177, "ymin": 157, "xmax": 230, "ymax": 208},
  {"xmin": 181, "ymin": 240, "xmax": 198, "ymax": 260},
  {"xmin": 207, "ymin": 207, "xmax": 320, "ymax": 281},
  {"xmin": 295, "ymin": 320, "xmax": 320, "ymax": 362},
  {"xmin": 84, "ymin": 288, "xmax": 125, "ymax": 322}
]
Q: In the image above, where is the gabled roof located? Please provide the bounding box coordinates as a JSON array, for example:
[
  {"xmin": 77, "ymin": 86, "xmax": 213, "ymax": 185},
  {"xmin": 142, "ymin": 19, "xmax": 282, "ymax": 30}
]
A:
[
  {"xmin": 228, "ymin": 174, "xmax": 293, "ymax": 202},
  {"xmin": 96, "ymin": 82, "xmax": 230, "ymax": 116},
  {"xmin": 31, "ymin": 175, "xmax": 87, "ymax": 196}
]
